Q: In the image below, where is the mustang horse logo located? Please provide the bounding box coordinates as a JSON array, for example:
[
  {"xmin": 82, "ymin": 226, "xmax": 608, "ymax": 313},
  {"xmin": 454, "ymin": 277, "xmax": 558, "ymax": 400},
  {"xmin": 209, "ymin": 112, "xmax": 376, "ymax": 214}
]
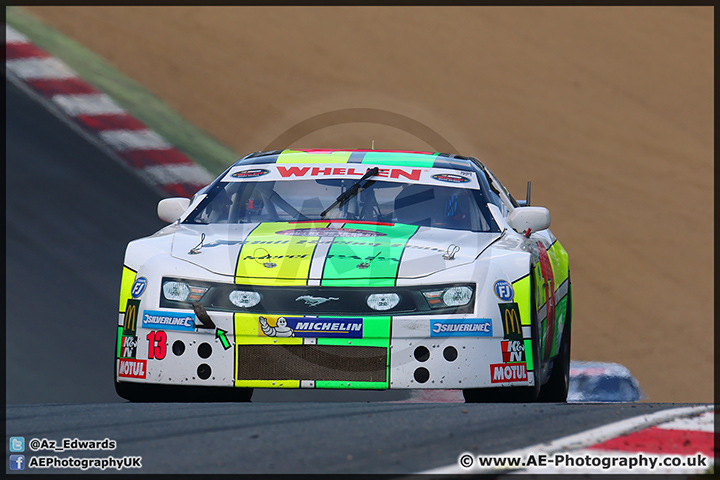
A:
[{"xmin": 295, "ymin": 295, "xmax": 340, "ymax": 307}]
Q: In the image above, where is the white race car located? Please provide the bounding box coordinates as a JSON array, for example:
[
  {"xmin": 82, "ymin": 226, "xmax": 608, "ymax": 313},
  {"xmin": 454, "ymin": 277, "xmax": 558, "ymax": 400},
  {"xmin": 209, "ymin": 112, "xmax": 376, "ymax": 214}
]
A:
[{"xmin": 115, "ymin": 149, "xmax": 571, "ymax": 402}]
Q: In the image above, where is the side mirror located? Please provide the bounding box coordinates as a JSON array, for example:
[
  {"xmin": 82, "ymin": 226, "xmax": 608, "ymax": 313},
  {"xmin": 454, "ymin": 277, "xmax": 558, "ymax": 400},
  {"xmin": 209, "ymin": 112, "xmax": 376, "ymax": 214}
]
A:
[
  {"xmin": 507, "ymin": 206, "xmax": 551, "ymax": 234},
  {"xmin": 158, "ymin": 197, "xmax": 191, "ymax": 223}
]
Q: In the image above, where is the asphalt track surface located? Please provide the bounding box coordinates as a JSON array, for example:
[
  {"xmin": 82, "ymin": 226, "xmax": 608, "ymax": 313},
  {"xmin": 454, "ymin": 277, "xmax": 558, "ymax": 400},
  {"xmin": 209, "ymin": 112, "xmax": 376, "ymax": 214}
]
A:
[{"xmin": 4, "ymin": 78, "xmax": 697, "ymax": 474}]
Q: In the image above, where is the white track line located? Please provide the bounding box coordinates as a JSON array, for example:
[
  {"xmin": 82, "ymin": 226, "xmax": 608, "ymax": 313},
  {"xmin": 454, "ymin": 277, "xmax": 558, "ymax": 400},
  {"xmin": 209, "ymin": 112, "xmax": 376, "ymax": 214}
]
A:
[{"xmin": 417, "ymin": 404, "xmax": 714, "ymax": 475}]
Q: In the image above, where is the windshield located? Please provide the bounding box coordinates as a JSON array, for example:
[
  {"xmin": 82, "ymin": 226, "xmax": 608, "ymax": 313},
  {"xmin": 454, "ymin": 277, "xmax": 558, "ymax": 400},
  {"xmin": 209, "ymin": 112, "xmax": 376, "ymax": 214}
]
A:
[{"xmin": 184, "ymin": 168, "xmax": 500, "ymax": 232}]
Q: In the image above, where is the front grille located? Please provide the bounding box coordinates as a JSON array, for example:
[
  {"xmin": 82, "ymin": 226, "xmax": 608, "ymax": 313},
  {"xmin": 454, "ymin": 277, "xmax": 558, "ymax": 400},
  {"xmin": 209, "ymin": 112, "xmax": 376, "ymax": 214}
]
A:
[
  {"xmin": 161, "ymin": 279, "xmax": 475, "ymax": 316},
  {"xmin": 236, "ymin": 344, "xmax": 387, "ymax": 382}
]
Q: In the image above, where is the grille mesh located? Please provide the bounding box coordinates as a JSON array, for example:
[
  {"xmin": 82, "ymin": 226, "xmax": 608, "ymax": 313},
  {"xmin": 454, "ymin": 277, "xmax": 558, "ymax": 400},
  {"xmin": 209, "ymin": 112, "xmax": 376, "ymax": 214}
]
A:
[{"xmin": 236, "ymin": 344, "xmax": 387, "ymax": 382}]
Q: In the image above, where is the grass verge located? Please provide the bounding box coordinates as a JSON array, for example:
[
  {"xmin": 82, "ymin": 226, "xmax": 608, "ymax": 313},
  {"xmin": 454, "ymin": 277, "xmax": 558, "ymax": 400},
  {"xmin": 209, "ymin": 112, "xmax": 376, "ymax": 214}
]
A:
[{"xmin": 6, "ymin": 6, "xmax": 238, "ymax": 175}]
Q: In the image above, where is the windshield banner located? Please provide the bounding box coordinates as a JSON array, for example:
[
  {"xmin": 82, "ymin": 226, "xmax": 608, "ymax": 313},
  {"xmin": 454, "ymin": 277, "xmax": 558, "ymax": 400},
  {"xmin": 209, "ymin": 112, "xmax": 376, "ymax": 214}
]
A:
[{"xmin": 221, "ymin": 164, "xmax": 480, "ymax": 189}]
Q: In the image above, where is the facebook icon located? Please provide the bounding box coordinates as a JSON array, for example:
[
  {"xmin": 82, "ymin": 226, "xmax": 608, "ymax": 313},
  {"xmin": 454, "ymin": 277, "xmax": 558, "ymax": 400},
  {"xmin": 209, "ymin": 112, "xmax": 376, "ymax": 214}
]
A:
[{"xmin": 9, "ymin": 455, "xmax": 25, "ymax": 470}]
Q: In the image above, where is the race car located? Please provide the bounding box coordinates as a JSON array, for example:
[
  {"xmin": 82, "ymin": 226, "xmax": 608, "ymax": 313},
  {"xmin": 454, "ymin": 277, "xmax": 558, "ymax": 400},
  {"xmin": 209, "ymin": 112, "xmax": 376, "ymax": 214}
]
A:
[
  {"xmin": 568, "ymin": 361, "xmax": 644, "ymax": 402},
  {"xmin": 115, "ymin": 149, "xmax": 572, "ymax": 402}
]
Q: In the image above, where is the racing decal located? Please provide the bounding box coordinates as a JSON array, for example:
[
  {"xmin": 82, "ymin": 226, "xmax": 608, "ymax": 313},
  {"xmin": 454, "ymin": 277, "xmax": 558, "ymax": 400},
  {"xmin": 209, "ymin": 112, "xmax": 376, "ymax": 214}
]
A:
[
  {"xmin": 130, "ymin": 277, "xmax": 147, "ymax": 298},
  {"xmin": 120, "ymin": 336, "xmax": 138, "ymax": 358},
  {"xmin": 432, "ymin": 173, "xmax": 471, "ymax": 183},
  {"xmin": 222, "ymin": 162, "xmax": 480, "ymax": 188},
  {"xmin": 146, "ymin": 331, "xmax": 167, "ymax": 360},
  {"xmin": 490, "ymin": 362, "xmax": 527, "ymax": 383},
  {"xmin": 501, "ymin": 340, "xmax": 525, "ymax": 363},
  {"xmin": 277, "ymin": 149, "xmax": 353, "ymax": 163},
  {"xmin": 259, "ymin": 316, "xmax": 293, "ymax": 337},
  {"xmin": 235, "ymin": 222, "xmax": 329, "ymax": 286},
  {"xmin": 511, "ymin": 275, "xmax": 532, "ymax": 326},
  {"xmin": 216, "ymin": 328, "xmax": 232, "ymax": 350},
  {"xmin": 498, "ymin": 303, "xmax": 523, "ymax": 340},
  {"xmin": 234, "ymin": 311, "xmax": 390, "ymax": 388},
  {"xmin": 118, "ymin": 359, "xmax": 147, "ymax": 379},
  {"xmin": 116, "ymin": 327, "xmax": 123, "ymax": 358},
  {"xmin": 142, "ymin": 310, "xmax": 196, "ymax": 332},
  {"xmin": 494, "ymin": 280, "xmax": 514, "ymax": 301},
  {"xmin": 234, "ymin": 313, "xmax": 304, "ymax": 345},
  {"xmin": 118, "ymin": 266, "xmax": 137, "ymax": 313},
  {"xmin": 258, "ymin": 316, "xmax": 364, "ymax": 338},
  {"xmin": 321, "ymin": 222, "xmax": 419, "ymax": 287},
  {"xmin": 275, "ymin": 227, "xmax": 386, "ymax": 238},
  {"xmin": 537, "ymin": 242, "xmax": 556, "ymax": 359},
  {"xmin": 524, "ymin": 338, "xmax": 534, "ymax": 371},
  {"xmin": 231, "ymin": 168, "xmax": 270, "ymax": 179},
  {"xmin": 430, "ymin": 319, "xmax": 493, "ymax": 337},
  {"xmin": 276, "ymin": 149, "xmax": 438, "ymax": 168},
  {"xmin": 360, "ymin": 150, "xmax": 437, "ymax": 167},
  {"xmin": 123, "ymin": 299, "xmax": 140, "ymax": 336}
]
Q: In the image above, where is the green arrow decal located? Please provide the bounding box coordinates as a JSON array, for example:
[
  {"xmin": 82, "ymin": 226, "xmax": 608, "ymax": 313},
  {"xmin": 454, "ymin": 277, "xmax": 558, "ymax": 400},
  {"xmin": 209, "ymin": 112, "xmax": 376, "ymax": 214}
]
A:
[{"xmin": 215, "ymin": 328, "xmax": 231, "ymax": 350}]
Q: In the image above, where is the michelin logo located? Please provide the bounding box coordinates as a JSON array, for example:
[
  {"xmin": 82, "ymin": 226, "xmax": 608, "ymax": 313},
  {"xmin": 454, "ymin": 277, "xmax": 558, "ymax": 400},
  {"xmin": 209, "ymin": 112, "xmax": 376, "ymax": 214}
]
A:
[
  {"xmin": 259, "ymin": 316, "xmax": 363, "ymax": 338},
  {"xmin": 259, "ymin": 316, "xmax": 294, "ymax": 337},
  {"xmin": 431, "ymin": 319, "xmax": 493, "ymax": 337},
  {"xmin": 143, "ymin": 310, "xmax": 195, "ymax": 331}
]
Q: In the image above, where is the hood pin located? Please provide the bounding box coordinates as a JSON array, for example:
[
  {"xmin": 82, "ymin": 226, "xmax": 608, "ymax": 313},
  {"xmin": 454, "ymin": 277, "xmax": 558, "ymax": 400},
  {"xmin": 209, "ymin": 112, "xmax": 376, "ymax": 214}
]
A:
[
  {"xmin": 254, "ymin": 247, "xmax": 276, "ymax": 268},
  {"xmin": 442, "ymin": 244, "xmax": 460, "ymax": 260},
  {"xmin": 189, "ymin": 233, "xmax": 206, "ymax": 255},
  {"xmin": 357, "ymin": 252, "xmax": 381, "ymax": 269}
]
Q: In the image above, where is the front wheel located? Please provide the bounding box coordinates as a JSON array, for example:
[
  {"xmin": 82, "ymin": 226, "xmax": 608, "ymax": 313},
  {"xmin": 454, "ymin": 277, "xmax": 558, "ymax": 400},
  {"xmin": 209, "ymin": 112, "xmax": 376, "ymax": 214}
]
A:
[{"xmin": 536, "ymin": 281, "xmax": 572, "ymax": 402}]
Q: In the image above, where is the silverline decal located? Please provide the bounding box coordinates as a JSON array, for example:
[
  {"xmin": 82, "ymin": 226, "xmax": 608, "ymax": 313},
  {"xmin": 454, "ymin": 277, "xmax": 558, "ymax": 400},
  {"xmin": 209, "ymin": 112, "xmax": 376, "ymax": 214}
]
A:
[{"xmin": 430, "ymin": 319, "xmax": 493, "ymax": 337}]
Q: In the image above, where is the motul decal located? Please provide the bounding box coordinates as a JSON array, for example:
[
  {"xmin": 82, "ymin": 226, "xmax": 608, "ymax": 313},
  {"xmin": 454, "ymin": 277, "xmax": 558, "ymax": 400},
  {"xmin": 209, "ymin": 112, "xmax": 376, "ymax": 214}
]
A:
[
  {"xmin": 490, "ymin": 362, "xmax": 527, "ymax": 382},
  {"xmin": 118, "ymin": 358, "xmax": 147, "ymax": 379}
]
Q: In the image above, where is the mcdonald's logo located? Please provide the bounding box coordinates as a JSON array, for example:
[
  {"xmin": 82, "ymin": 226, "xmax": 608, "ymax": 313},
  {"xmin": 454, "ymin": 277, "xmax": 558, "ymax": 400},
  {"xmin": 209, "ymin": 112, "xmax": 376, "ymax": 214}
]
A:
[
  {"xmin": 123, "ymin": 299, "xmax": 140, "ymax": 336},
  {"xmin": 498, "ymin": 302, "xmax": 523, "ymax": 340}
]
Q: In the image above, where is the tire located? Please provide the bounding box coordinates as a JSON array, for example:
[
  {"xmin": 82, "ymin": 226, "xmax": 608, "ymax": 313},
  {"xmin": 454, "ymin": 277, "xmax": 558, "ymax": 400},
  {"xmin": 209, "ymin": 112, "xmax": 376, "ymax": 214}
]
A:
[
  {"xmin": 536, "ymin": 281, "xmax": 572, "ymax": 403},
  {"xmin": 463, "ymin": 272, "xmax": 541, "ymax": 403},
  {"xmin": 115, "ymin": 380, "xmax": 253, "ymax": 402}
]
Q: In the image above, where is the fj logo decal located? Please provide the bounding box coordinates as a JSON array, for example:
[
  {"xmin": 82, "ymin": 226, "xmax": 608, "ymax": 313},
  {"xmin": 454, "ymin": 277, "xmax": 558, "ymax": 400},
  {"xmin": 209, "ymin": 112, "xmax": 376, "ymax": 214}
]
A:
[
  {"xmin": 123, "ymin": 299, "xmax": 140, "ymax": 336},
  {"xmin": 494, "ymin": 280, "xmax": 514, "ymax": 301},
  {"xmin": 131, "ymin": 277, "xmax": 147, "ymax": 298},
  {"xmin": 499, "ymin": 303, "xmax": 523, "ymax": 340}
]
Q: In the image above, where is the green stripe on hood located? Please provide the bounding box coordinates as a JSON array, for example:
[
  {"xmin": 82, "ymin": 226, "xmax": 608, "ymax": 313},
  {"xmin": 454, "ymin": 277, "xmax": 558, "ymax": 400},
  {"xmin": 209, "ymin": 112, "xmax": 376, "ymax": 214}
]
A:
[{"xmin": 321, "ymin": 223, "xmax": 419, "ymax": 286}]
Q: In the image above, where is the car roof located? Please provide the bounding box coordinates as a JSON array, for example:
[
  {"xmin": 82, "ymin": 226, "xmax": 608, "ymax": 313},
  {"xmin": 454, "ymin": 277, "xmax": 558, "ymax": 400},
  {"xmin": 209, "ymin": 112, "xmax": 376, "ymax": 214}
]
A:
[{"xmin": 234, "ymin": 149, "xmax": 484, "ymax": 172}]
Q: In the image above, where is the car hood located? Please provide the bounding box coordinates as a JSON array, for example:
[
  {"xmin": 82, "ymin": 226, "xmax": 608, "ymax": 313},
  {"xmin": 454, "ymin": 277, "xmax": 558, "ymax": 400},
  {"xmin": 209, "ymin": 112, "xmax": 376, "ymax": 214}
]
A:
[{"xmin": 170, "ymin": 221, "xmax": 501, "ymax": 282}]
